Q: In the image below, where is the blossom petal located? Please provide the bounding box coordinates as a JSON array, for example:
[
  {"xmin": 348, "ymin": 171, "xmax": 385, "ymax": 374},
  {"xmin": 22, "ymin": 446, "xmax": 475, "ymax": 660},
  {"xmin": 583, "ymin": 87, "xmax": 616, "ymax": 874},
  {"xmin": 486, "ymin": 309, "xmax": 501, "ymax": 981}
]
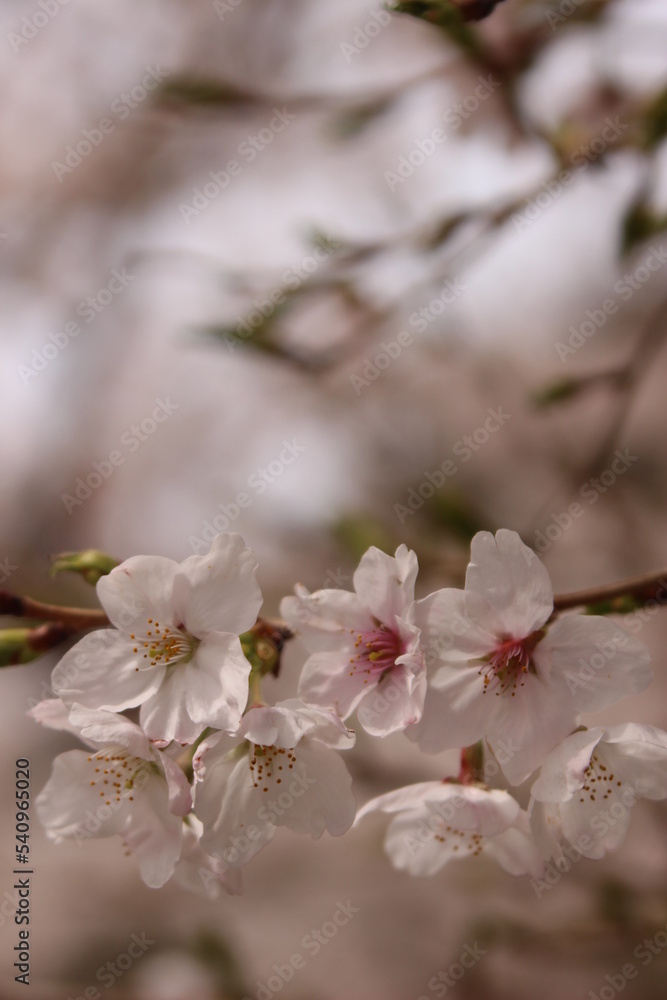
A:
[
  {"xmin": 297, "ymin": 650, "xmax": 370, "ymax": 719},
  {"xmin": 487, "ymin": 673, "xmax": 578, "ymax": 785},
  {"xmin": 68, "ymin": 705, "xmax": 152, "ymax": 759},
  {"xmin": 352, "ymin": 544, "xmax": 418, "ymax": 624},
  {"xmin": 186, "ymin": 633, "xmax": 250, "ymax": 733},
  {"xmin": 97, "ymin": 556, "xmax": 179, "ymax": 634},
  {"xmin": 36, "ymin": 750, "xmax": 132, "ymax": 841},
  {"xmin": 52, "ymin": 630, "xmax": 165, "ymax": 712},
  {"xmin": 280, "ymin": 585, "xmax": 370, "ymax": 651},
  {"xmin": 356, "ymin": 663, "xmax": 426, "ymax": 737},
  {"xmin": 272, "ymin": 739, "xmax": 356, "ymax": 838},
  {"xmin": 530, "ymin": 729, "xmax": 604, "ymax": 803},
  {"xmin": 411, "ymin": 588, "xmax": 500, "ymax": 668},
  {"xmin": 484, "ymin": 815, "xmax": 544, "ymax": 877},
  {"xmin": 406, "ymin": 669, "xmax": 496, "ymax": 753},
  {"xmin": 140, "ymin": 669, "xmax": 205, "ymax": 745},
  {"xmin": 238, "ymin": 700, "xmax": 354, "ymax": 751},
  {"xmin": 466, "ymin": 530, "xmax": 553, "ymax": 636},
  {"xmin": 119, "ymin": 775, "xmax": 184, "ymax": 888},
  {"xmin": 196, "ymin": 753, "xmax": 275, "ymax": 868},
  {"xmin": 545, "ymin": 615, "xmax": 653, "ymax": 712},
  {"xmin": 603, "ymin": 724, "xmax": 667, "ymax": 800},
  {"xmin": 172, "ymin": 533, "xmax": 262, "ymax": 638}
]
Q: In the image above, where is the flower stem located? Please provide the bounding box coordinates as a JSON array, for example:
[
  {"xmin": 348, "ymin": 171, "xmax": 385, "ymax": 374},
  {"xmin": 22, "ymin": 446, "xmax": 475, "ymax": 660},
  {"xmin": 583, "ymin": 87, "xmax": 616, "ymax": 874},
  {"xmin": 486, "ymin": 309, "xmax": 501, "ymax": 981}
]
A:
[
  {"xmin": 553, "ymin": 568, "xmax": 667, "ymax": 613},
  {"xmin": 0, "ymin": 590, "xmax": 109, "ymax": 630}
]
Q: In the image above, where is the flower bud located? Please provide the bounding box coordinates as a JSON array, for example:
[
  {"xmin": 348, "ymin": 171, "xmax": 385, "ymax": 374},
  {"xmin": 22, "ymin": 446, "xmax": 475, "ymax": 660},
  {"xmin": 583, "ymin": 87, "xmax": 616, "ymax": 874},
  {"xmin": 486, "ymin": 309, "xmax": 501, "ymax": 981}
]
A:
[{"xmin": 50, "ymin": 549, "xmax": 118, "ymax": 585}]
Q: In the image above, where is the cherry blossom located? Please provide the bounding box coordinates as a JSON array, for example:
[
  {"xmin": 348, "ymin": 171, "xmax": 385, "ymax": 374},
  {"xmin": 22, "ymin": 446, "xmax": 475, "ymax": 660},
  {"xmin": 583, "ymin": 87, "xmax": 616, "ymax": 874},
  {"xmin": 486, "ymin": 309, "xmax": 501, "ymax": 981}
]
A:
[
  {"xmin": 31, "ymin": 702, "xmax": 192, "ymax": 889},
  {"xmin": 356, "ymin": 781, "xmax": 543, "ymax": 877},
  {"xmin": 281, "ymin": 545, "xmax": 426, "ymax": 736},
  {"xmin": 529, "ymin": 723, "xmax": 667, "ymax": 861},
  {"xmin": 51, "ymin": 533, "xmax": 263, "ymax": 744},
  {"xmin": 407, "ymin": 530, "xmax": 652, "ymax": 784},
  {"xmin": 193, "ymin": 699, "xmax": 356, "ymax": 868}
]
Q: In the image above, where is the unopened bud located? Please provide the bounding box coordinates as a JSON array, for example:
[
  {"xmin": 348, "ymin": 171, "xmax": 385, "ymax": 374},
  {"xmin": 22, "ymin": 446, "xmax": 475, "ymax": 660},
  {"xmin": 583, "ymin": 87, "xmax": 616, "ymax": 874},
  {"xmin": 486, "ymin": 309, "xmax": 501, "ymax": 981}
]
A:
[{"xmin": 50, "ymin": 549, "xmax": 118, "ymax": 585}]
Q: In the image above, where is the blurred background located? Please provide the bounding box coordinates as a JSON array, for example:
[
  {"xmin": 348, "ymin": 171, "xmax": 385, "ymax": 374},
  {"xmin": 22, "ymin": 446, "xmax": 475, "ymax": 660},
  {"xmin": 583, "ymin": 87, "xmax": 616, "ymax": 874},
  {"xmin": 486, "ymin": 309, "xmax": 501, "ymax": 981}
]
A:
[{"xmin": 2, "ymin": 0, "xmax": 667, "ymax": 996}]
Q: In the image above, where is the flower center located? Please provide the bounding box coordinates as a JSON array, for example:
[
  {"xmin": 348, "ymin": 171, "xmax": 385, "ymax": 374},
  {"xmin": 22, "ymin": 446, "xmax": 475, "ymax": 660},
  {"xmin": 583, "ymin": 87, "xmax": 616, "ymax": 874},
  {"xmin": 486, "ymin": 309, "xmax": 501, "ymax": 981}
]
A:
[
  {"xmin": 479, "ymin": 630, "xmax": 543, "ymax": 697},
  {"xmin": 129, "ymin": 617, "xmax": 198, "ymax": 669},
  {"xmin": 578, "ymin": 751, "xmax": 622, "ymax": 804},
  {"xmin": 249, "ymin": 743, "xmax": 298, "ymax": 792},
  {"xmin": 86, "ymin": 745, "xmax": 152, "ymax": 807},
  {"xmin": 348, "ymin": 623, "xmax": 403, "ymax": 683}
]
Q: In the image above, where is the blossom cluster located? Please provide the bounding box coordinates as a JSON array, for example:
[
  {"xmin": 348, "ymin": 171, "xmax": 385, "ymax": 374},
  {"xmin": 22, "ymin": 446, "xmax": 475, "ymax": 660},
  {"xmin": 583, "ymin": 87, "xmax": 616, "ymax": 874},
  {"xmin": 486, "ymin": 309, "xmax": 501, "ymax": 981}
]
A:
[{"xmin": 31, "ymin": 530, "xmax": 667, "ymax": 894}]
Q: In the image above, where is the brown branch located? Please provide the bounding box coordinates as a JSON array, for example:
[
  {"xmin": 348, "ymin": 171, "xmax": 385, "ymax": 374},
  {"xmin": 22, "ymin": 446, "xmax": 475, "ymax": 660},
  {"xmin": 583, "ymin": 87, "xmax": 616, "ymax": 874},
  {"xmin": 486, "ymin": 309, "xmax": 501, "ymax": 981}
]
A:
[
  {"xmin": 553, "ymin": 569, "xmax": 667, "ymax": 612},
  {"xmin": 0, "ymin": 591, "xmax": 109, "ymax": 631}
]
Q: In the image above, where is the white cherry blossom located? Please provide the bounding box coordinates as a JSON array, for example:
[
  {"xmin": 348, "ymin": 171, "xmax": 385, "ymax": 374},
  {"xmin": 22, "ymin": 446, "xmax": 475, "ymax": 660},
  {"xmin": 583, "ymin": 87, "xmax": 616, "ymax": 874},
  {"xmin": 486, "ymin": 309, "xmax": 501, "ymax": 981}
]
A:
[
  {"xmin": 356, "ymin": 781, "xmax": 543, "ymax": 877},
  {"xmin": 530, "ymin": 723, "xmax": 667, "ymax": 861},
  {"xmin": 281, "ymin": 545, "xmax": 426, "ymax": 737},
  {"xmin": 407, "ymin": 530, "xmax": 652, "ymax": 784},
  {"xmin": 194, "ymin": 699, "xmax": 356, "ymax": 868},
  {"xmin": 51, "ymin": 533, "xmax": 262, "ymax": 744},
  {"xmin": 31, "ymin": 702, "xmax": 191, "ymax": 889}
]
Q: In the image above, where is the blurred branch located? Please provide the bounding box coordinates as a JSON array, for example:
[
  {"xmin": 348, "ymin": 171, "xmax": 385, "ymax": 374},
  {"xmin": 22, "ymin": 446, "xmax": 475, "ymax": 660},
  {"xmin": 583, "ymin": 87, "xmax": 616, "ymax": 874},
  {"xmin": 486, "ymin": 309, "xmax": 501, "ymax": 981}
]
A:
[
  {"xmin": 553, "ymin": 567, "xmax": 667, "ymax": 612},
  {"xmin": 0, "ymin": 591, "xmax": 108, "ymax": 631}
]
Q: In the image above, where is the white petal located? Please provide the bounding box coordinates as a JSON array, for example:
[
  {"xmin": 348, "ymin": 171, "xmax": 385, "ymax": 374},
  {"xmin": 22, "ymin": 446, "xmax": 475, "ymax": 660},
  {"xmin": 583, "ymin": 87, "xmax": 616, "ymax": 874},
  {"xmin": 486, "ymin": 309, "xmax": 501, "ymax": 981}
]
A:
[
  {"xmin": 406, "ymin": 669, "xmax": 496, "ymax": 754},
  {"xmin": 356, "ymin": 663, "xmax": 426, "ymax": 737},
  {"xmin": 140, "ymin": 670, "xmax": 206, "ymax": 745},
  {"xmin": 159, "ymin": 754, "xmax": 193, "ymax": 816},
  {"xmin": 528, "ymin": 800, "xmax": 565, "ymax": 862},
  {"xmin": 28, "ymin": 699, "xmax": 85, "ymax": 738},
  {"xmin": 485, "ymin": 814, "xmax": 545, "ymax": 877},
  {"xmin": 119, "ymin": 775, "xmax": 184, "ymax": 888},
  {"xmin": 297, "ymin": 650, "xmax": 370, "ymax": 719},
  {"xmin": 52, "ymin": 630, "xmax": 164, "ymax": 712},
  {"xmin": 186, "ymin": 633, "xmax": 250, "ymax": 732},
  {"xmin": 280, "ymin": 586, "xmax": 370, "ymax": 651},
  {"xmin": 195, "ymin": 753, "xmax": 275, "ymax": 868},
  {"xmin": 358, "ymin": 782, "xmax": 518, "ymax": 836},
  {"xmin": 172, "ymin": 533, "xmax": 262, "ymax": 638},
  {"xmin": 602, "ymin": 724, "xmax": 667, "ymax": 800},
  {"xmin": 97, "ymin": 556, "xmax": 179, "ymax": 633},
  {"xmin": 486, "ymin": 672, "xmax": 579, "ymax": 785},
  {"xmin": 545, "ymin": 616, "xmax": 652, "ymax": 712},
  {"xmin": 272, "ymin": 739, "xmax": 356, "ymax": 838},
  {"xmin": 68, "ymin": 705, "xmax": 152, "ymax": 759},
  {"xmin": 411, "ymin": 588, "xmax": 499, "ymax": 669},
  {"xmin": 352, "ymin": 545, "xmax": 418, "ymax": 624},
  {"xmin": 466, "ymin": 530, "xmax": 553, "ymax": 636},
  {"xmin": 530, "ymin": 729, "xmax": 604, "ymax": 803},
  {"xmin": 36, "ymin": 750, "xmax": 132, "ymax": 841}
]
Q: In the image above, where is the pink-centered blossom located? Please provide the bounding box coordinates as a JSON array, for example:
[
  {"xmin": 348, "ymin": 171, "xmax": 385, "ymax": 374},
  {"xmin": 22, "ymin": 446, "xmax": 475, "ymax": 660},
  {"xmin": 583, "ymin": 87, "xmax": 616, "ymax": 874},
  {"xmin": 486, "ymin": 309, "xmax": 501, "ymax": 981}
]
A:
[
  {"xmin": 281, "ymin": 545, "xmax": 426, "ymax": 736},
  {"xmin": 408, "ymin": 530, "xmax": 652, "ymax": 784}
]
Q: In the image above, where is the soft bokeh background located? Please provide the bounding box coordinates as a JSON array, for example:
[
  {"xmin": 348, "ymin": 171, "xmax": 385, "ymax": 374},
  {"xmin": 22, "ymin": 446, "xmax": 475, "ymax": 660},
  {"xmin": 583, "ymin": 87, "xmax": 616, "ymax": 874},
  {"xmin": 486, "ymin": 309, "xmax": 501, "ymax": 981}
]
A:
[{"xmin": 2, "ymin": 0, "xmax": 667, "ymax": 996}]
